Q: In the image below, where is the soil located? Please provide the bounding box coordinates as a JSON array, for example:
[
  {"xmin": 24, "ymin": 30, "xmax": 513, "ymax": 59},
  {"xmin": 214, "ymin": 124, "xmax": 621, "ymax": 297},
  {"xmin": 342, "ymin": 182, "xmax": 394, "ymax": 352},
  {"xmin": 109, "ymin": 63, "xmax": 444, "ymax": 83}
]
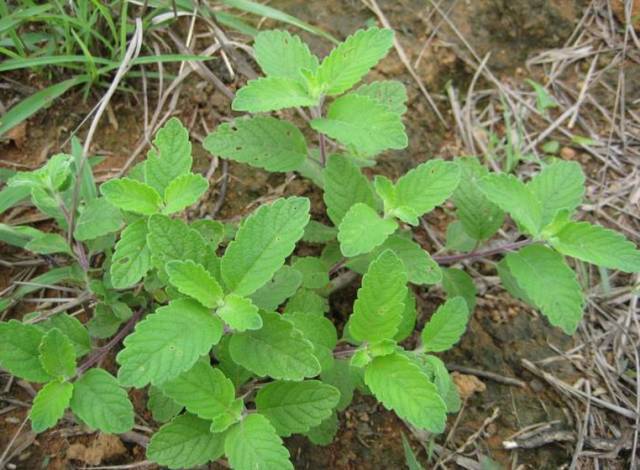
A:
[{"xmin": 0, "ymin": 1, "xmax": 630, "ymax": 469}]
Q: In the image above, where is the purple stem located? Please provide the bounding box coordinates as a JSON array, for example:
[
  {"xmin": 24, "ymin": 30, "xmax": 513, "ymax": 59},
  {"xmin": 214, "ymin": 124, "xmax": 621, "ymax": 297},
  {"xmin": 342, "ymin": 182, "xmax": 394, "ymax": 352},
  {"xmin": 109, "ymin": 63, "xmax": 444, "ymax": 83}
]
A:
[
  {"xmin": 76, "ymin": 309, "xmax": 144, "ymax": 376},
  {"xmin": 432, "ymin": 239, "xmax": 533, "ymax": 265}
]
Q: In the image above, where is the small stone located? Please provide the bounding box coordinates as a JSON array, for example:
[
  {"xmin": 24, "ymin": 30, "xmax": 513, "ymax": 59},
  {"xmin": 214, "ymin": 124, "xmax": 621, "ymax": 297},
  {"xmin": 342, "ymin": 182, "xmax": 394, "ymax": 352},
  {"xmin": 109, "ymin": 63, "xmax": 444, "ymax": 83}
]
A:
[{"xmin": 560, "ymin": 147, "xmax": 577, "ymax": 159}]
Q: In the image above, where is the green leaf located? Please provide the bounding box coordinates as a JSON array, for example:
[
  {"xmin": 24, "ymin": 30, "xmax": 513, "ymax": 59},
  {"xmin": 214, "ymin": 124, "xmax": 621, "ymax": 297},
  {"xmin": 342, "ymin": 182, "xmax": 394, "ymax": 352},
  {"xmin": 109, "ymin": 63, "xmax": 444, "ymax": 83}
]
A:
[
  {"xmin": 311, "ymin": 94, "xmax": 407, "ymax": 156},
  {"xmin": 0, "ymin": 320, "xmax": 51, "ymax": 382},
  {"xmin": 526, "ymin": 79, "xmax": 558, "ymax": 112},
  {"xmin": 496, "ymin": 258, "xmax": 533, "ymax": 304},
  {"xmin": 147, "ymin": 214, "xmax": 207, "ymax": 274},
  {"xmin": 504, "ymin": 245, "xmax": 584, "ymax": 334},
  {"xmin": 101, "ymin": 177, "xmax": 162, "ymax": 215},
  {"xmin": 117, "ymin": 299, "xmax": 224, "ymax": 387},
  {"xmin": 478, "ymin": 173, "xmax": 542, "ymax": 236},
  {"xmin": 40, "ymin": 313, "xmax": 91, "ymax": 357},
  {"xmin": 421, "ymin": 297, "xmax": 469, "ymax": 352},
  {"xmin": 24, "ymin": 232, "xmax": 71, "ymax": 255},
  {"xmin": 283, "ymin": 311, "xmax": 338, "ymax": 372},
  {"xmin": 30, "ymin": 380, "xmax": 73, "ymax": 433},
  {"xmin": 452, "ymin": 157, "xmax": 504, "ymax": 241},
  {"xmin": 87, "ymin": 303, "xmax": 127, "ymax": 339},
  {"xmin": 204, "ymin": 116, "xmax": 307, "ymax": 172},
  {"xmin": 144, "ymin": 117, "xmax": 193, "ymax": 195},
  {"xmin": 70, "ymin": 368, "xmax": 134, "ymax": 433},
  {"xmin": 232, "ymin": 76, "xmax": 317, "ymax": 112},
  {"xmin": 354, "ymin": 80, "xmax": 408, "ymax": 115},
  {"xmin": 320, "ymin": 359, "xmax": 360, "ymax": 411},
  {"xmin": 303, "ymin": 220, "xmax": 337, "ymax": 243},
  {"xmin": 323, "ymin": 154, "xmax": 376, "ymax": 225},
  {"xmin": 148, "ymin": 386, "xmax": 183, "ymax": 423},
  {"xmin": 549, "ymin": 221, "xmax": 640, "ymax": 272},
  {"xmin": 393, "ymin": 160, "xmax": 461, "ymax": 225},
  {"xmin": 292, "ymin": 257, "xmax": 329, "ymax": 289},
  {"xmin": 528, "ymin": 160, "xmax": 585, "ymax": 226},
  {"xmin": 305, "ymin": 412, "xmax": 339, "ymax": 446},
  {"xmin": 348, "ymin": 234, "xmax": 442, "ymax": 285},
  {"xmin": 229, "ymin": 311, "xmax": 320, "ymax": 380},
  {"xmin": 110, "ymin": 219, "xmax": 151, "ymax": 289},
  {"xmin": 285, "ymin": 288, "xmax": 329, "ymax": 316},
  {"xmin": 402, "ymin": 433, "xmax": 425, "ymax": 470},
  {"xmin": 161, "ymin": 361, "xmax": 241, "ymax": 433},
  {"xmin": 218, "ymin": 294, "xmax": 263, "ymax": 332},
  {"xmin": 395, "ymin": 291, "xmax": 417, "ymax": 342},
  {"xmin": 191, "ymin": 219, "xmax": 225, "ymax": 247},
  {"xmin": 348, "ymin": 250, "xmax": 408, "ymax": 343},
  {"xmin": 365, "ymin": 352, "xmax": 446, "ymax": 432},
  {"xmin": 221, "ymin": 197, "xmax": 310, "ymax": 296},
  {"xmin": 317, "ymin": 27, "xmax": 394, "ymax": 96},
  {"xmin": 255, "ymin": 380, "xmax": 340, "ymax": 437},
  {"xmin": 147, "ymin": 414, "xmax": 225, "ymax": 469},
  {"xmin": 253, "ymin": 29, "xmax": 318, "ymax": 79},
  {"xmin": 39, "ymin": 328, "xmax": 76, "ymax": 379},
  {"xmin": 215, "ymin": 336, "xmax": 253, "ymax": 388},
  {"xmin": 422, "ymin": 355, "xmax": 461, "ymax": 413},
  {"xmin": 338, "ymin": 203, "xmax": 397, "ymax": 257},
  {"xmin": 162, "ymin": 173, "xmax": 208, "ymax": 214},
  {"xmin": 250, "ymin": 266, "xmax": 303, "ymax": 311},
  {"xmin": 442, "ymin": 268, "xmax": 476, "ymax": 311},
  {"xmin": 166, "ymin": 260, "xmax": 224, "ymax": 308},
  {"xmin": 445, "ymin": 221, "xmax": 477, "ymax": 252},
  {"xmin": 224, "ymin": 413, "xmax": 293, "ymax": 470},
  {"xmin": 74, "ymin": 197, "xmax": 124, "ymax": 241}
]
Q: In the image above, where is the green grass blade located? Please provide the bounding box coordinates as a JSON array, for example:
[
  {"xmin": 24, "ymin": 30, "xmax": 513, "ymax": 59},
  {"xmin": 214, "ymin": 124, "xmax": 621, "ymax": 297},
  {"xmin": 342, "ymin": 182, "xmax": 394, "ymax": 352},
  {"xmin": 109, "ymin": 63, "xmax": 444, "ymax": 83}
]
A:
[
  {"xmin": 0, "ymin": 76, "xmax": 87, "ymax": 137},
  {"xmin": 221, "ymin": 0, "xmax": 338, "ymax": 43},
  {"xmin": 214, "ymin": 11, "xmax": 259, "ymax": 36}
]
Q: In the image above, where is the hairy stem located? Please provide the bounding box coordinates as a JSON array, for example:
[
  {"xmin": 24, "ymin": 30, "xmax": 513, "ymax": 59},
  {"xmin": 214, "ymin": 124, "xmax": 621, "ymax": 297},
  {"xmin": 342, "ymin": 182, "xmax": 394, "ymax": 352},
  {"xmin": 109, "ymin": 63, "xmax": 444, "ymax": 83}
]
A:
[
  {"xmin": 432, "ymin": 238, "xmax": 533, "ymax": 265},
  {"xmin": 76, "ymin": 308, "xmax": 144, "ymax": 376}
]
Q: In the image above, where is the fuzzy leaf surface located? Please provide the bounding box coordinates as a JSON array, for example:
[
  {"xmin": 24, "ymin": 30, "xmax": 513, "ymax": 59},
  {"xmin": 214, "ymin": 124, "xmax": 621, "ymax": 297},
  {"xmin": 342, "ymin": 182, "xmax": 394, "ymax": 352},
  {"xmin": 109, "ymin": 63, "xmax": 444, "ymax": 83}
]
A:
[
  {"xmin": 323, "ymin": 154, "xmax": 376, "ymax": 225},
  {"xmin": 147, "ymin": 414, "xmax": 224, "ymax": 469},
  {"xmin": 529, "ymin": 160, "xmax": 584, "ymax": 226},
  {"xmin": 147, "ymin": 386, "xmax": 183, "ymax": 423},
  {"xmin": 250, "ymin": 266, "xmax": 302, "ymax": 311},
  {"xmin": 232, "ymin": 77, "xmax": 316, "ymax": 112},
  {"xmin": 74, "ymin": 197, "xmax": 123, "ymax": 241},
  {"xmin": 421, "ymin": 297, "xmax": 469, "ymax": 352},
  {"xmin": 229, "ymin": 311, "xmax": 320, "ymax": 380},
  {"xmin": 504, "ymin": 245, "xmax": 584, "ymax": 334},
  {"xmin": 311, "ymin": 94, "xmax": 407, "ymax": 156},
  {"xmin": 40, "ymin": 313, "xmax": 90, "ymax": 357},
  {"xmin": 283, "ymin": 311, "xmax": 338, "ymax": 371},
  {"xmin": 101, "ymin": 178, "xmax": 162, "ymax": 215},
  {"xmin": 110, "ymin": 219, "xmax": 151, "ymax": 289},
  {"xmin": 393, "ymin": 160, "xmax": 461, "ymax": 225},
  {"xmin": 348, "ymin": 250, "xmax": 407, "ymax": 343},
  {"xmin": 254, "ymin": 30, "xmax": 318, "ymax": 79},
  {"xmin": 255, "ymin": 380, "xmax": 340, "ymax": 436},
  {"xmin": 0, "ymin": 320, "xmax": 51, "ymax": 382},
  {"xmin": 218, "ymin": 294, "xmax": 262, "ymax": 332},
  {"xmin": 162, "ymin": 173, "xmax": 208, "ymax": 214},
  {"xmin": 39, "ymin": 328, "xmax": 76, "ymax": 379},
  {"xmin": 161, "ymin": 361, "xmax": 240, "ymax": 432},
  {"xmin": 478, "ymin": 173, "xmax": 542, "ymax": 235},
  {"xmin": 317, "ymin": 27, "xmax": 393, "ymax": 95},
  {"xmin": 338, "ymin": 203, "xmax": 397, "ymax": 257},
  {"xmin": 166, "ymin": 260, "xmax": 224, "ymax": 308},
  {"xmin": 224, "ymin": 413, "xmax": 293, "ymax": 470},
  {"xmin": 204, "ymin": 117, "xmax": 307, "ymax": 172},
  {"xmin": 354, "ymin": 80, "xmax": 407, "ymax": 114},
  {"xmin": 221, "ymin": 197, "xmax": 310, "ymax": 297},
  {"xmin": 70, "ymin": 368, "xmax": 134, "ymax": 433},
  {"xmin": 30, "ymin": 380, "xmax": 73, "ymax": 433},
  {"xmin": 365, "ymin": 352, "xmax": 446, "ymax": 432},
  {"xmin": 550, "ymin": 221, "xmax": 640, "ymax": 273},
  {"xmin": 117, "ymin": 299, "xmax": 223, "ymax": 387},
  {"xmin": 144, "ymin": 117, "xmax": 192, "ymax": 195}
]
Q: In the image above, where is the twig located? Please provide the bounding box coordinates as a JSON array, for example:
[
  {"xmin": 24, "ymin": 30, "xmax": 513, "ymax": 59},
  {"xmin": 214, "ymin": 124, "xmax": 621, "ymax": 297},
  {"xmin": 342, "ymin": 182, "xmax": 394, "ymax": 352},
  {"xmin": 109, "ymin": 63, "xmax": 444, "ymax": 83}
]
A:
[
  {"xmin": 211, "ymin": 159, "xmax": 229, "ymax": 218},
  {"xmin": 76, "ymin": 309, "xmax": 144, "ymax": 375},
  {"xmin": 446, "ymin": 364, "xmax": 526, "ymax": 388},
  {"xmin": 433, "ymin": 239, "xmax": 533, "ymax": 265}
]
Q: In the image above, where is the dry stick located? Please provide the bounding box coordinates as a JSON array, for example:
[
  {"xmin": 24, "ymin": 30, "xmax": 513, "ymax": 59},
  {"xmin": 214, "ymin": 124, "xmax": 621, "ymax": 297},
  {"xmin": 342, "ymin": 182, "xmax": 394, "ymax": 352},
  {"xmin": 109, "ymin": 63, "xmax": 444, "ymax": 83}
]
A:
[
  {"xmin": 362, "ymin": 0, "xmax": 447, "ymax": 126},
  {"xmin": 0, "ymin": 415, "xmax": 28, "ymax": 469},
  {"xmin": 446, "ymin": 364, "xmax": 526, "ymax": 388},
  {"xmin": 521, "ymin": 359, "xmax": 638, "ymax": 420},
  {"xmin": 67, "ymin": 19, "xmax": 144, "ymax": 244}
]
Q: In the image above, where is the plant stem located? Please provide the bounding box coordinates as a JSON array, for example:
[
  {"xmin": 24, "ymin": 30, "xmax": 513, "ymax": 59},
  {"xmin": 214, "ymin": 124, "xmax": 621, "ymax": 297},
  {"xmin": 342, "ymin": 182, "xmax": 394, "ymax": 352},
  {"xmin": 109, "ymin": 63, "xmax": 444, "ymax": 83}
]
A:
[
  {"xmin": 432, "ymin": 239, "xmax": 533, "ymax": 265},
  {"xmin": 76, "ymin": 308, "xmax": 144, "ymax": 376},
  {"xmin": 318, "ymin": 132, "xmax": 327, "ymax": 167}
]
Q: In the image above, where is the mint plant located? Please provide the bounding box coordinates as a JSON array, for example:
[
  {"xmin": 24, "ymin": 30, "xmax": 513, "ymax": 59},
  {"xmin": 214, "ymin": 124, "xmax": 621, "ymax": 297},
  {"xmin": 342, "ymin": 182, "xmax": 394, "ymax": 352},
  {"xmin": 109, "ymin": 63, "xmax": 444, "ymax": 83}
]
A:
[{"xmin": 1, "ymin": 27, "xmax": 639, "ymax": 470}]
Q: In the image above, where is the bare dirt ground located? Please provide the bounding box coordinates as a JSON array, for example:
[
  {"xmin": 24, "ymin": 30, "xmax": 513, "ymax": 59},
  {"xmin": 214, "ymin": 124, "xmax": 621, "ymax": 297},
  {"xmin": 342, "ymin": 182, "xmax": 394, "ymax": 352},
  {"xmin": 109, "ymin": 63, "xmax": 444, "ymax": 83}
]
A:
[{"xmin": 1, "ymin": 0, "xmax": 639, "ymax": 469}]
